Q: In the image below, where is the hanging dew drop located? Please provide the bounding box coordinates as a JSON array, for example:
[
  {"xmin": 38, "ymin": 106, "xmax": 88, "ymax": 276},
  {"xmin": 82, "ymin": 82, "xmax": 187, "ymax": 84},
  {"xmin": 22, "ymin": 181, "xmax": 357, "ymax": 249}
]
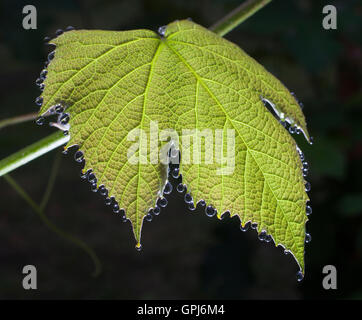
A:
[
  {"xmin": 63, "ymin": 130, "xmax": 69, "ymax": 136},
  {"xmin": 240, "ymin": 222, "xmax": 249, "ymax": 232},
  {"xmin": 251, "ymin": 223, "xmax": 257, "ymax": 230},
  {"xmin": 135, "ymin": 243, "xmax": 142, "ymax": 252},
  {"xmin": 258, "ymin": 230, "xmax": 267, "ymax": 242},
  {"xmin": 265, "ymin": 235, "xmax": 272, "ymax": 243},
  {"xmin": 289, "ymin": 126, "xmax": 296, "ymax": 134},
  {"xmin": 55, "ymin": 29, "xmax": 64, "ymax": 36},
  {"xmin": 158, "ymin": 197, "xmax": 168, "ymax": 208},
  {"xmin": 153, "ymin": 206, "xmax": 160, "ymax": 216},
  {"xmin": 158, "ymin": 25, "xmax": 167, "ymax": 37},
  {"xmin": 74, "ymin": 150, "xmax": 84, "ymax": 163},
  {"xmin": 99, "ymin": 185, "xmax": 108, "ymax": 197},
  {"xmin": 60, "ymin": 113, "xmax": 70, "ymax": 125},
  {"xmin": 35, "ymin": 78, "xmax": 43, "ymax": 86},
  {"xmin": 113, "ymin": 203, "xmax": 120, "ymax": 213},
  {"xmin": 145, "ymin": 212, "xmax": 153, "ymax": 222},
  {"xmin": 55, "ymin": 104, "xmax": 64, "ymax": 114},
  {"xmin": 306, "ymin": 205, "xmax": 312, "ymax": 216},
  {"xmin": 88, "ymin": 172, "xmax": 97, "ymax": 184},
  {"xmin": 305, "ymin": 233, "xmax": 312, "ymax": 243},
  {"xmin": 296, "ymin": 271, "xmax": 304, "ymax": 282},
  {"xmin": 184, "ymin": 193, "xmax": 193, "ymax": 204},
  {"xmin": 188, "ymin": 202, "xmax": 196, "ymax": 211},
  {"xmin": 66, "ymin": 26, "xmax": 74, "ymax": 31},
  {"xmin": 171, "ymin": 167, "xmax": 179, "ymax": 178},
  {"xmin": 90, "ymin": 182, "xmax": 98, "ymax": 192},
  {"xmin": 198, "ymin": 200, "xmax": 206, "ymax": 207},
  {"xmin": 176, "ymin": 183, "xmax": 185, "ymax": 193},
  {"xmin": 163, "ymin": 181, "xmax": 173, "ymax": 195},
  {"xmin": 105, "ymin": 197, "xmax": 112, "ymax": 206},
  {"xmin": 205, "ymin": 205, "xmax": 216, "ymax": 217},
  {"xmin": 48, "ymin": 51, "xmax": 55, "ymax": 61},
  {"xmin": 36, "ymin": 117, "xmax": 45, "ymax": 126},
  {"xmin": 302, "ymin": 161, "xmax": 309, "ymax": 170},
  {"xmin": 305, "ymin": 181, "xmax": 311, "ymax": 192},
  {"xmin": 35, "ymin": 96, "xmax": 43, "ymax": 106},
  {"xmin": 40, "ymin": 69, "xmax": 47, "ymax": 78}
]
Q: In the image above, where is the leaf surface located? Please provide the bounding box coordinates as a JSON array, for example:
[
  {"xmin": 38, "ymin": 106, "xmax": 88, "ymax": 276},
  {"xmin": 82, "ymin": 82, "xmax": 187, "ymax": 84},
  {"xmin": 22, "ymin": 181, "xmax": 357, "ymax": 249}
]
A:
[{"xmin": 39, "ymin": 20, "xmax": 310, "ymax": 272}]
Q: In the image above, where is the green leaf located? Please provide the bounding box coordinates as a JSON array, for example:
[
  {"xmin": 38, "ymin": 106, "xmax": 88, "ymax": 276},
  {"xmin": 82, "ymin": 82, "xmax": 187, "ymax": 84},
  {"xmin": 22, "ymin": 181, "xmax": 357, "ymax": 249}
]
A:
[{"xmin": 38, "ymin": 20, "xmax": 310, "ymax": 273}]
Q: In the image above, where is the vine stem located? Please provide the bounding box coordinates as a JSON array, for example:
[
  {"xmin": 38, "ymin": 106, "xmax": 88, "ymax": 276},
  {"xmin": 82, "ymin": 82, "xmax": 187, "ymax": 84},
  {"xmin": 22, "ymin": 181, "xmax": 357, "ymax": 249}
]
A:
[
  {"xmin": 0, "ymin": 112, "xmax": 38, "ymax": 130},
  {"xmin": 3, "ymin": 174, "xmax": 102, "ymax": 277},
  {"xmin": 0, "ymin": 131, "xmax": 69, "ymax": 177},
  {"xmin": 209, "ymin": 0, "xmax": 272, "ymax": 37}
]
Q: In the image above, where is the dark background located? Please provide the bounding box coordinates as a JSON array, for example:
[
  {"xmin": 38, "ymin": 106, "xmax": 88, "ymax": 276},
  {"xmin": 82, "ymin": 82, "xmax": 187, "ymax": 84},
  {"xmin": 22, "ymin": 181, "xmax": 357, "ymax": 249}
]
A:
[{"xmin": 0, "ymin": 0, "xmax": 361, "ymax": 299}]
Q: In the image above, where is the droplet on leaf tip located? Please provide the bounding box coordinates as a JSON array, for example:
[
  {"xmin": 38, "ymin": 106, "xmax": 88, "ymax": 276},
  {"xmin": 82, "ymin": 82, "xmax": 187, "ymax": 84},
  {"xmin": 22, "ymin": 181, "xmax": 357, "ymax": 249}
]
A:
[
  {"xmin": 99, "ymin": 185, "xmax": 108, "ymax": 197},
  {"xmin": 305, "ymin": 181, "xmax": 311, "ymax": 192},
  {"xmin": 153, "ymin": 206, "xmax": 160, "ymax": 216},
  {"xmin": 158, "ymin": 25, "xmax": 167, "ymax": 37},
  {"xmin": 296, "ymin": 271, "xmax": 304, "ymax": 282},
  {"xmin": 251, "ymin": 223, "xmax": 257, "ymax": 230},
  {"xmin": 184, "ymin": 193, "xmax": 192, "ymax": 203},
  {"xmin": 145, "ymin": 213, "xmax": 153, "ymax": 222},
  {"xmin": 305, "ymin": 233, "xmax": 312, "ymax": 243},
  {"xmin": 55, "ymin": 29, "xmax": 63, "ymax": 36},
  {"xmin": 59, "ymin": 113, "xmax": 70, "ymax": 125},
  {"xmin": 35, "ymin": 96, "xmax": 43, "ymax": 106},
  {"xmin": 171, "ymin": 167, "xmax": 179, "ymax": 178},
  {"xmin": 35, "ymin": 117, "xmax": 45, "ymax": 126},
  {"xmin": 105, "ymin": 197, "xmax": 112, "ymax": 206},
  {"xmin": 158, "ymin": 197, "xmax": 168, "ymax": 208},
  {"xmin": 48, "ymin": 51, "xmax": 55, "ymax": 61},
  {"xmin": 87, "ymin": 172, "xmax": 97, "ymax": 184},
  {"xmin": 176, "ymin": 183, "xmax": 185, "ymax": 193},
  {"xmin": 198, "ymin": 200, "xmax": 206, "ymax": 207},
  {"xmin": 113, "ymin": 203, "xmax": 120, "ymax": 213},
  {"xmin": 74, "ymin": 150, "xmax": 84, "ymax": 163},
  {"xmin": 90, "ymin": 182, "xmax": 98, "ymax": 192},
  {"xmin": 258, "ymin": 230, "xmax": 267, "ymax": 241},
  {"xmin": 205, "ymin": 205, "xmax": 216, "ymax": 217},
  {"xmin": 163, "ymin": 181, "xmax": 173, "ymax": 195},
  {"xmin": 240, "ymin": 222, "xmax": 250, "ymax": 232},
  {"xmin": 306, "ymin": 205, "xmax": 312, "ymax": 216}
]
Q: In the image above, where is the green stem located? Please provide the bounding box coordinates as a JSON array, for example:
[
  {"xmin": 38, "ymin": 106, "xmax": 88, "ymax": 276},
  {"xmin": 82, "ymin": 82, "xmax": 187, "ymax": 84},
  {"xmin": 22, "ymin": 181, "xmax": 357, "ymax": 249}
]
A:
[
  {"xmin": 209, "ymin": 0, "xmax": 272, "ymax": 37},
  {"xmin": 0, "ymin": 113, "xmax": 38, "ymax": 130},
  {"xmin": 0, "ymin": 131, "xmax": 69, "ymax": 177},
  {"xmin": 3, "ymin": 174, "xmax": 102, "ymax": 277}
]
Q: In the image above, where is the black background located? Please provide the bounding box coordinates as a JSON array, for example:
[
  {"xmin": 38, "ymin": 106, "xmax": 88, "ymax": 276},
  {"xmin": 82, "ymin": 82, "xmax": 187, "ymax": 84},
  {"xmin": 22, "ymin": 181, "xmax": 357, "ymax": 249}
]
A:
[{"xmin": 0, "ymin": 0, "xmax": 361, "ymax": 299}]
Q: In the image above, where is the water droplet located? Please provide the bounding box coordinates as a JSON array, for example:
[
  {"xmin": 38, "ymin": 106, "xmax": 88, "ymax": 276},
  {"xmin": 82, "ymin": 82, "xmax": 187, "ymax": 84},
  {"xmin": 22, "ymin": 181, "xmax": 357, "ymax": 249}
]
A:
[
  {"xmin": 63, "ymin": 130, "xmax": 69, "ymax": 136},
  {"xmin": 66, "ymin": 26, "xmax": 74, "ymax": 31},
  {"xmin": 44, "ymin": 36, "xmax": 51, "ymax": 43},
  {"xmin": 135, "ymin": 243, "xmax": 142, "ymax": 251},
  {"xmin": 309, "ymin": 136, "xmax": 314, "ymax": 145},
  {"xmin": 188, "ymin": 202, "xmax": 196, "ymax": 211},
  {"xmin": 221, "ymin": 211, "xmax": 230, "ymax": 219},
  {"xmin": 163, "ymin": 181, "xmax": 173, "ymax": 194},
  {"xmin": 289, "ymin": 126, "xmax": 296, "ymax": 134},
  {"xmin": 184, "ymin": 193, "xmax": 193, "ymax": 203},
  {"xmin": 158, "ymin": 197, "xmax": 168, "ymax": 207},
  {"xmin": 303, "ymin": 168, "xmax": 308, "ymax": 177},
  {"xmin": 35, "ymin": 78, "xmax": 43, "ymax": 86},
  {"xmin": 296, "ymin": 128, "xmax": 301, "ymax": 135},
  {"xmin": 171, "ymin": 167, "xmax": 179, "ymax": 178},
  {"xmin": 305, "ymin": 181, "xmax": 311, "ymax": 192},
  {"xmin": 55, "ymin": 29, "xmax": 64, "ymax": 36},
  {"xmin": 306, "ymin": 205, "xmax": 312, "ymax": 216},
  {"xmin": 74, "ymin": 150, "xmax": 84, "ymax": 163},
  {"xmin": 120, "ymin": 210, "xmax": 127, "ymax": 222},
  {"xmin": 62, "ymin": 148, "xmax": 68, "ymax": 155},
  {"xmin": 265, "ymin": 235, "xmax": 272, "ymax": 243},
  {"xmin": 88, "ymin": 172, "xmax": 97, "ymax": 184},
  {"xmin": 105, "ymin": 197, "xmax": 112, "ymax": 206},
  {"xmin": 36, "ymin": 117, "xmax": 45, "ymax": 126},
  {"xmin": 305, "ymin": 233, "xmax": 312, "ymax": 243},
  {"xmin": 298, "ymin": 151, "xmax": 305, "ymax": 162},
  {"xmin": 90, "ymin": 182, "xmax": 98, "ymax": 192},
  {"xmin": 296, "ymin": 271, "xmax": 304, "ymax": 282},
  {"xmin": 302, "ymin": 161, "xmax": 309, "ymax": 170},
  {"xmin": 48, "ymin": 51, "xmax": 55, "ymax": 61},
  {"xmin": 176, "ymin": 183, "xmax": 185, "ymax": 193},
  {"xmin": 284, "ymin": 250, "xmax": 289, "ymax": 255},
  {"xmin": 205, "ymin": 205, "xmax": 216, "ymax": 217},
  {"xmin": 240, "ymin": 222, "xmax": 249, "ymax": 232},
  {"xmin": 145, "ymin": 212, "xmax": 153, "ymax": 222},
  {"xmin": 40, "ymin": 69, "xmax": 47, "ymax": 78},
  {"xmin": 251, "ymin": 223, "xmax": 257, "ymax": 230},
  {"xmin": 198, "ymin": 200, "xmax": 206, "ymax": 207},
  {"xmin": 55, "ymin": 104, "xmax": 64, "ymax": 114},
  {"xmin": 60, "ymin": 113, "xmax": 70, "ymax": 125},
  {"xmin": 299, "ymin": 102, "xmax": 304, "ymax": 109},
  {"xmin": 153, "ymin": 206, "xmax": 160, "ymax": 216},
  {"xmin": 39, "ymin": 83, "xmax": 45, "ymax": 92},
  {"xmin": 113, "ymin": 203, "xmax": 120, "ymax": 213},
  {"xmin": 99, "ymin": 185, "xmax": 108, "ymax": 197},
  {"xmin": 258, "ymin": 230, "xmax": 267, "ymax": 241},
  {"xmin": 158, "ymin": 25, "xmax": 167, "ymax": 36},
  {"xmin": 35, "ymin": 96, "xmax": 43, "ymax": 106}
]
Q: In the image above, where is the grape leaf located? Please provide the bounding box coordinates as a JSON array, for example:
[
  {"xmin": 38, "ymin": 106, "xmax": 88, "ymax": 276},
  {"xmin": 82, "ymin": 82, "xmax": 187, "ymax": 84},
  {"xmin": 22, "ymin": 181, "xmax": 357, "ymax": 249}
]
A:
[{"xmin": 38, "ymin": 20, "xmax": 311, "ymax": 273}]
